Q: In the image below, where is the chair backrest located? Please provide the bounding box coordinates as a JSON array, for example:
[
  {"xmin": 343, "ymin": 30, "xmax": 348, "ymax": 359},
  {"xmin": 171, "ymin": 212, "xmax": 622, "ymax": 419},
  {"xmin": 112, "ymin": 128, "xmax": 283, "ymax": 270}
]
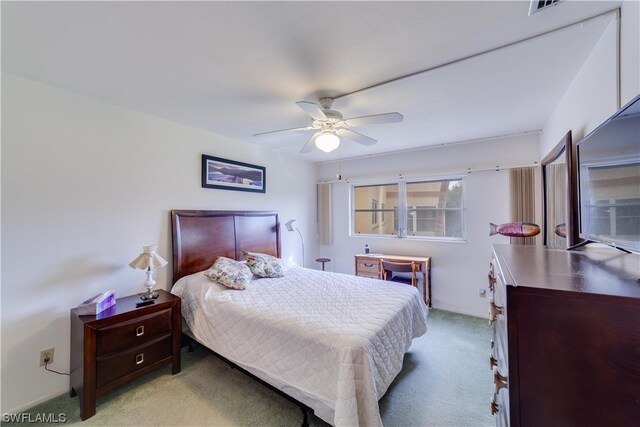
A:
[
  {"xmin": 381, "ymin": 260, "xmax": 417, "ymax": 287},
  {"xmin": 382, "ymin": 261, "xmax": 415, "ymax": 273}
]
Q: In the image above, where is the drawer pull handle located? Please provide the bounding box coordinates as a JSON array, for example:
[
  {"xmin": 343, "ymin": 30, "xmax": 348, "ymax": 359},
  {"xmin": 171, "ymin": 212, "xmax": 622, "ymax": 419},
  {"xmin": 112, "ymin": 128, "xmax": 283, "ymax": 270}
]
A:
[
  {"xmin": 363, "ymin": 263, "xmax": 374, "ymax": 267},
  {"xmin": 136, "ymin": 353, "xmax": 144, "ymax": 365},
  {"xmin": 487, "ymin": 273, "xmax": 496, "ymax": 291},
  {"xmin": 136, "ymin": 326, "xmax": 145, "ymax": 337},
  {"xmin": 493, "ymin": 367, "xmax": 508, "ymax": 394},
  {"xmin": 489, "ymin": 353, "xmax": 498, "ymax": 370},
  {"xmin": 489, "ymin": 299, "xmax": 503, "ymax": 325},
  {"xmin": 491, "ymin": 396, "xmax": 500, "ymax": 415},
  {"xmin": 490, "ymin": 339, "xmax": 494, "ymax": 349}
]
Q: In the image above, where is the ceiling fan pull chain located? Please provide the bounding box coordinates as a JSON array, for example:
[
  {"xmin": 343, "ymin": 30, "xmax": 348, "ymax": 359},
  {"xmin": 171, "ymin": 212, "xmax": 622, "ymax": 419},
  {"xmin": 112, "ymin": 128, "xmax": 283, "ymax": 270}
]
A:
[{"xmin": 337, "ymin": 145, "xmax": 343, "ymax": 181}]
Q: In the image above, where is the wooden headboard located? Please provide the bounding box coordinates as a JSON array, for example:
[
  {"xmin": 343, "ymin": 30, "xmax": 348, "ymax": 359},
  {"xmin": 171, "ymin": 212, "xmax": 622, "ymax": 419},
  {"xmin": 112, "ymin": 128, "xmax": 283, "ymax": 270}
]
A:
[{"xmin": 170, "ymin": 210, "xmax": 281, "ymax": 284}]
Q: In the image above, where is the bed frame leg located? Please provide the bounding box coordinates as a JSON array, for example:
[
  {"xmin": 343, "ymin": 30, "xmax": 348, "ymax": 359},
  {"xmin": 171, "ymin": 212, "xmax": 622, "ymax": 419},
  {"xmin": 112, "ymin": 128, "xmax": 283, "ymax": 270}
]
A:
[
  {"xmin": 182, "ymin": 334, "xmax": 195, "ymax": 352},
  {"xmin": 301, "ymin": 407, "xmax": 309, "ymax": 427}
]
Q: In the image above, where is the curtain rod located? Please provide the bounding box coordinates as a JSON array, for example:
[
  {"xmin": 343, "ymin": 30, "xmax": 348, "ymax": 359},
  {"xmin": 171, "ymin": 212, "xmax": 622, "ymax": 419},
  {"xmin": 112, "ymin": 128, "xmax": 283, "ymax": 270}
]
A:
[
  {"xmin": 315, "ymin": 130, "xmax": 540, "ymax": 165},
  {"xmin": 318, "ymin": 162, "xmax": 540, "ymax": 185}
]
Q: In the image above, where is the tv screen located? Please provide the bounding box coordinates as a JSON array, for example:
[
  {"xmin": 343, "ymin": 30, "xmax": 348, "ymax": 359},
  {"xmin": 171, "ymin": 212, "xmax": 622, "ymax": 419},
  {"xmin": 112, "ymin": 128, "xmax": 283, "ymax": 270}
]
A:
[{"xmin": 577, "ymin": 95, "xmax": 640, "ymax": 253}]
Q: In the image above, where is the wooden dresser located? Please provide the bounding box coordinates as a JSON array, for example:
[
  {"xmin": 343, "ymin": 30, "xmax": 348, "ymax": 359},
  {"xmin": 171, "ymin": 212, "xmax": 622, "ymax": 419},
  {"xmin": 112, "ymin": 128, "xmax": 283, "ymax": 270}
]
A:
[
  {"xmin": 488, "ymin": 244, "xmax": 640, "ymax": 427},
  {"xmin": 70, "ymin": 289, "xmax": 181, "ymax": 420}
]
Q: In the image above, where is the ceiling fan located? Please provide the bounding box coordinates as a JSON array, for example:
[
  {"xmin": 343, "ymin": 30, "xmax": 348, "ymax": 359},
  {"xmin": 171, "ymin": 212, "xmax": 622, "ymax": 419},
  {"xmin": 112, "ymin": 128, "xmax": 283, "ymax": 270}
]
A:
[{"xmin": 253, "ymin": 97, "xmax": 404, "ymax": 154}]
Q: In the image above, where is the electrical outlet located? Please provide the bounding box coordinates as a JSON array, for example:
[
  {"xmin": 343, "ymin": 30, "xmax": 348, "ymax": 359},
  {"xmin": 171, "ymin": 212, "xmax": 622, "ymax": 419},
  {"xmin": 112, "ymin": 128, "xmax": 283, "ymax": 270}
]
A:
[
  {"xmin": 479, "ymin": 288, "xmax": 487, "ymax": 298},
  {"xmin": 40, "ymin": 348, "xmax": 54, "ymax": 367}
]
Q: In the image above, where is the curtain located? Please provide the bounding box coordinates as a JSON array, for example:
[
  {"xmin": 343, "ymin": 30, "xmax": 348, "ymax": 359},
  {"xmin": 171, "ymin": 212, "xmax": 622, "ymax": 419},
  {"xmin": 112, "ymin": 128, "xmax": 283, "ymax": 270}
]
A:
[
  {"xmin": 317, "ymin": 183, "xmax": 332, "ymax": 245},
  {"xmin": 545, "ymin": 163, "xmax": 567, "ymax": 248},
  {"xmin": 510, "ymin": 167, "xmax": 537, "ymax": 245}
]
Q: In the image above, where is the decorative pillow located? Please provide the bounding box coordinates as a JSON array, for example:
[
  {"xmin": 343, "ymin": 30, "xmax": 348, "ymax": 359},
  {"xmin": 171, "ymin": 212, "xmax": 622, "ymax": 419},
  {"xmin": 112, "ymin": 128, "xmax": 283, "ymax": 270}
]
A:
[
  {"xmin": 242, "ymin": 251, "xmax": 285, "ymax": 278},
  {"xmin": 204, "ymin": 257, "xmax": 252, "ymax": 290}
]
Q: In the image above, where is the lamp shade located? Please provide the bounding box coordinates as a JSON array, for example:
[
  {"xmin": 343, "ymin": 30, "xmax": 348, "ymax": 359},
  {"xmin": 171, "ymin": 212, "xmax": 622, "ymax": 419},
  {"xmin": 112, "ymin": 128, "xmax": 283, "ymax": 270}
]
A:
[
  {"xmin": 129, "ymin": 245, "xmax": 168, "ymax": 270},
  {"xmin": 315, "ymin": 131, "xmax": 340, "ymax": 153}
]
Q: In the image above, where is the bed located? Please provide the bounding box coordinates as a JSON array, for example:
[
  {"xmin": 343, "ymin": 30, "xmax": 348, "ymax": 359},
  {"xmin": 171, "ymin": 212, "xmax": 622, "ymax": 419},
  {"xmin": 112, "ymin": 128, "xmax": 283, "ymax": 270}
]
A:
[{"xmin": 170, "ymin": 210, "xmax": 428, "ymax": 427}]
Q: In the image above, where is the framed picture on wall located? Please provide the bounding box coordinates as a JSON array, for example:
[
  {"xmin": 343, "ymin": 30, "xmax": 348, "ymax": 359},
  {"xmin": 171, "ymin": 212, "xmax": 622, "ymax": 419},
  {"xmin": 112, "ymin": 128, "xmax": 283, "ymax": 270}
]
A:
[{"xmin": 201, "ymin": 154, "xmax": 266, "ymax": 193}]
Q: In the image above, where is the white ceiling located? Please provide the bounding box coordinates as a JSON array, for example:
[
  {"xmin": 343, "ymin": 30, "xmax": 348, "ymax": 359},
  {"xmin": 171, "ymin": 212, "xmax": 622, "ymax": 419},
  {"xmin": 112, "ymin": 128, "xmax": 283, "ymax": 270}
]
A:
[{"xmin": 1, "ymin": 1, "xmax": 620, "ymax": 162}]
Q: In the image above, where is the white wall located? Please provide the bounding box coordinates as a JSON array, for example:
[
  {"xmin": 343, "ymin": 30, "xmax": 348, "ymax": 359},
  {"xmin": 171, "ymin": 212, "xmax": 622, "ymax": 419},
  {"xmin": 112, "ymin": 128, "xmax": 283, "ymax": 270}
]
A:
[
  {"xmin": 541, "ymin": 4, "xmax": 639, "ymax": 158},
  {"xmin": 540, "ymin": 13, "xmax": 618, "ymax": 156},
  {"xmin": 316, "ymin": 133, "xmax": 540, "ymax": 318},
  {"xmin": 0, "ymin": 73, "xmax": 317, "ymax": 413},
  {"xmin": 620, "ymin": 1, "xmax": 640, "ymax": 106}
]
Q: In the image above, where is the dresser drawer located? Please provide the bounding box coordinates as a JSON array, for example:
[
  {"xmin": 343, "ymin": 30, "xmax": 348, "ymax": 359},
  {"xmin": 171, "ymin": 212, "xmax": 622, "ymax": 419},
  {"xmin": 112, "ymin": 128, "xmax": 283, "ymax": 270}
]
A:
[
  {"xmin": 96, "ymin": 308, "xmax": 172, "ymax": 356},
  {"xmin": 356, "ymin": 259, "xmax": 381, "ymax": 278},
  {"xmin": 96, "ymin": 335, "xmax": 172, "ymax": 388},
  {"xmin": 490, "ymin": 257, "xmax": 508, "ymax": 369},
  {"xmin": 489, "ymin": 254, "xmax": 509, "ymax": 427},
  {"xmin": 493, "ymin": 383, "xmax": 510, "ymax": 427}
]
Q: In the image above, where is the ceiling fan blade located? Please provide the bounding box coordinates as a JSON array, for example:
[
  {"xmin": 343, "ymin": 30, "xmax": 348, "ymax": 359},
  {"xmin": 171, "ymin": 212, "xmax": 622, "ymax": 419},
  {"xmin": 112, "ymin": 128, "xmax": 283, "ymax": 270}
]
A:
[
  {"xmin": 253, "ymin": 126, "xmax": 314, "ymax": 138},
  {"xmin": 300, "ymin": 132, "xmax": 320, "ymax": 154},
  {"xmin": 336, "ymin": 128, "xmax": 377, "ymax": 146},
  {"xmin": 296, "ymin": 101, "xmax": 327, "ymax": 121},
  {"xmin": 343, "ymin": 112, "xmax": 404, "ymax": 128}
]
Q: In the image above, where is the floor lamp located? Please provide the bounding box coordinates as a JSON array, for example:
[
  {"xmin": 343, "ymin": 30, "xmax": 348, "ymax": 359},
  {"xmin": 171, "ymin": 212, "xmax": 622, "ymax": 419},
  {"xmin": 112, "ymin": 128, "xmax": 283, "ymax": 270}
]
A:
[{"xmin": 285, "ymin": 219, "xmax": 305, "ymax": 267}]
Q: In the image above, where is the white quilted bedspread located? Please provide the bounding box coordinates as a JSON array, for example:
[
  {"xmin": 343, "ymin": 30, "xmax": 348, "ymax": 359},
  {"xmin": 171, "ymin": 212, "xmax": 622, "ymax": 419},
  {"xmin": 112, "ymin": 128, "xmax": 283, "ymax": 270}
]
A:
[{"xmin": 172, "ymin": 267, "xmax": 428, "ymax": 427}]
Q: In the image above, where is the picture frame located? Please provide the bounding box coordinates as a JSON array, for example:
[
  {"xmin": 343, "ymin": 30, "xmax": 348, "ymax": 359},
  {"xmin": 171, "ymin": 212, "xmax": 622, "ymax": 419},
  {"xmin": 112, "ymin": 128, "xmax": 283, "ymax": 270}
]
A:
[{"xmin": 201, "ymin": 154, "xmax": 266, "ymax": 193}]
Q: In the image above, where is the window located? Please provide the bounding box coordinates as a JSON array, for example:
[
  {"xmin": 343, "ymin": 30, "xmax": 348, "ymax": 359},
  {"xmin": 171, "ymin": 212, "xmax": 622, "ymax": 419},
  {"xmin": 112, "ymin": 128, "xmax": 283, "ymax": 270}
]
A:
[
  {"xmin": 352, "ymin": 178, "xmax": 465, "ymax": 240},
  {"xmin": 590, "ymin": 198, "xmax": 640, "ymax": 239},
  {"xmin": 353, "ymin": 184, "xmax": 397, "ymax": 235}
]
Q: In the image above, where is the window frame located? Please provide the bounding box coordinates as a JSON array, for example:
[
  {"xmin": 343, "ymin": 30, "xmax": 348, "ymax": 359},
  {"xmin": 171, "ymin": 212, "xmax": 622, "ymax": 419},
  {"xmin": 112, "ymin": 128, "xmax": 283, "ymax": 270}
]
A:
[{"xmin": 350, "ymin": 176, "xmax": 467, "ymax": 242}]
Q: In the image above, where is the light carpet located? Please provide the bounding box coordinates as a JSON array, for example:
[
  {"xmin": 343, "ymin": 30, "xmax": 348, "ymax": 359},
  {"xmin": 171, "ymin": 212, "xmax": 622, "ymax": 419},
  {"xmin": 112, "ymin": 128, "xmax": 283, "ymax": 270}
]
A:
[{"xmin": 12, "ymin": 309, "xmax": 493, "ymax": 426}]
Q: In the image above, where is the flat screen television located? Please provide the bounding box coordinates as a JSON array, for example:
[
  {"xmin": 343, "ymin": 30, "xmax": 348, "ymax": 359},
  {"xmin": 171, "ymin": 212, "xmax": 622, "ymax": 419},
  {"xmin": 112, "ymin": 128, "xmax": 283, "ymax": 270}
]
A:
[{"xmin": 576, "ymin": 94, "xmax": 640, "ymax": 253}]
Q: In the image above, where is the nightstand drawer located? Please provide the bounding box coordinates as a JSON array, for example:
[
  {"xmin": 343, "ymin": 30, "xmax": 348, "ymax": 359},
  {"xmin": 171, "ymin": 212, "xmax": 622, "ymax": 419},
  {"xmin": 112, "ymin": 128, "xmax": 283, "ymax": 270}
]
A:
[
  {"xmin": 356, "ymin": 259, "xmax": 381, "ymax": 278},
  {"xmin": 96, "ymin": 335, "xmax": 172, "ymax": 388},
  {"xmin": 96, "ymin": 308, "xmax": 172, "ymax": 356}
]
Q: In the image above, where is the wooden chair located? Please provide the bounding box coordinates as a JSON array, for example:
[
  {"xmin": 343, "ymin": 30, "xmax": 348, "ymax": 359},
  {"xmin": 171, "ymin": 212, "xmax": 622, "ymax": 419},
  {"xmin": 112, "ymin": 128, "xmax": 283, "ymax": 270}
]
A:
[{"xmin": 381, "ymin": 260, "xmax": 418, "ymax": 288}]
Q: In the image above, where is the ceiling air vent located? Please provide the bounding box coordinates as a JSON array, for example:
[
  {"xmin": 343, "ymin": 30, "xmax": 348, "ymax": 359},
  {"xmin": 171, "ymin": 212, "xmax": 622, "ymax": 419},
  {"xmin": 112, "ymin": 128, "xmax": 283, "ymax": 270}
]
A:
[{"xmin": 528, "ymin": 0, "xmax": 562, "ymax": 16}]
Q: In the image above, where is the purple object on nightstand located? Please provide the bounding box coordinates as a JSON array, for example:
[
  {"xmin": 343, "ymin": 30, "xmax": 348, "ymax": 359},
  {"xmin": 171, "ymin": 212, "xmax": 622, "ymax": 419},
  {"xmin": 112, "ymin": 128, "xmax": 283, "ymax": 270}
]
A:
[{"xmin": 77, "ymin": 290, "xmax": 116, "ymax": 315}]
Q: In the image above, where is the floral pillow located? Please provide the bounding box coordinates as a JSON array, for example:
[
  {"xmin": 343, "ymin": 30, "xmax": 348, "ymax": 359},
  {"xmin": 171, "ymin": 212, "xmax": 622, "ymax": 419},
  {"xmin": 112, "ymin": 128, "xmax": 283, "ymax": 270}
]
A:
[
  {"xmin": 204, "ymin": 257, "xmax": 253, "ymax": 290},
  {"xmin": 242, "ymin": 251, "xmax": 285, "ymax": 278}
]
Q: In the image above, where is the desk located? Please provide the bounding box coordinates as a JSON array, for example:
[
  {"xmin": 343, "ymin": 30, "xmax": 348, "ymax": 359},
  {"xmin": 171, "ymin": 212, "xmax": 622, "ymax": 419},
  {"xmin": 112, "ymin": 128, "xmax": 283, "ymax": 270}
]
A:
[{"xmin": 354, "ymin": 253, "xmax": 432, "ymax": 307}]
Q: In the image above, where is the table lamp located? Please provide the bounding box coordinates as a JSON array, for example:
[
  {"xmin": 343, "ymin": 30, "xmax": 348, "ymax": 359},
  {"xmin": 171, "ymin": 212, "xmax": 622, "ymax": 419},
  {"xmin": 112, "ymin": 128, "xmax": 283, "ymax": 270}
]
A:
[{"xmin": 129, "ymin": 244, "xmax": 168, "ymax": 300}]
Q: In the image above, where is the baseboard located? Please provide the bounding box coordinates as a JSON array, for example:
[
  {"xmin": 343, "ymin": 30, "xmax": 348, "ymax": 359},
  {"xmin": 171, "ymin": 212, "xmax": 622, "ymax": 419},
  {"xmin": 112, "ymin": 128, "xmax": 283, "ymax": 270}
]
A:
[
  {"xmin": 5, "ymin": 386, "xmax": 69, "ymax": 414},
  {"xmin": 431, "ymin": 301, "xmax": 489, "ymax": 320}
]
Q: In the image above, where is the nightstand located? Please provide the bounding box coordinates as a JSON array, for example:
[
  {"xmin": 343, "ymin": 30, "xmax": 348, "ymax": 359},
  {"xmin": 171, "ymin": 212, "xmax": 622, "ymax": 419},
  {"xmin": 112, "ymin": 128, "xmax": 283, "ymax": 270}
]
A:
[{"xmin": 70, "ymin": 289, "xmax": 181, "ymax": 420}]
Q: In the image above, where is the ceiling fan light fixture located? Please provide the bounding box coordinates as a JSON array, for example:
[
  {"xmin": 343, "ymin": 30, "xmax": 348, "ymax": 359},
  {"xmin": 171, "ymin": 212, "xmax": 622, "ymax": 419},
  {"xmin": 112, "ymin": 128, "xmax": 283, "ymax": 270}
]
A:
[{"xmin": 315, "ymin": 131, "xmax": 340, "ymax": 153}]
